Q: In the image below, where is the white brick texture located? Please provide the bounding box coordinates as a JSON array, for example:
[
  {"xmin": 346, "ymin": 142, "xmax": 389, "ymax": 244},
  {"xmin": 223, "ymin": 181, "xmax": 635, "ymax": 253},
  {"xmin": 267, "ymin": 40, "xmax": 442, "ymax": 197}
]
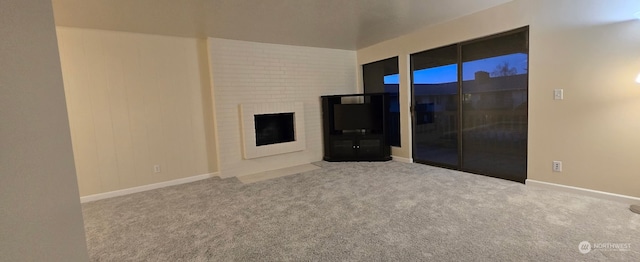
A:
[{"xmin": 207, "ymin": 38, "xmax": 357, "ymax": 177}]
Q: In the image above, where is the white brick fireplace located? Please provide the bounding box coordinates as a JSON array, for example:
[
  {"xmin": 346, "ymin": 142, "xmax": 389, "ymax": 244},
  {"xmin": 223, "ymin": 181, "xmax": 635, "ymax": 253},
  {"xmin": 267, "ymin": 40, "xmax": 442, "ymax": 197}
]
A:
[
  {"xmin": 239, "ymin": 102, "xmax": 306, "ymax": 159},
  {"xmin": 207, "ymin": 38, "xmax": 356, "ymax": 178}
]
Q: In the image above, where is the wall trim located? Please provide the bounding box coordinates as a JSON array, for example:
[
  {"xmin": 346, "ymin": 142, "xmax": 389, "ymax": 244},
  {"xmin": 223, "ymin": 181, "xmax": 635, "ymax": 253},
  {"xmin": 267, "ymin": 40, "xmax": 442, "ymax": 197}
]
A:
[
  {"xmin": 526, "ymin": 179, "xmax": 640, "ymax": 204},
  {"xmin": 392, "ymin": 156, "xmax": 413, "ymax": 163},
  {"xmin": 80, "ymin": 172, "xmax": 219, "ymax": 203}
]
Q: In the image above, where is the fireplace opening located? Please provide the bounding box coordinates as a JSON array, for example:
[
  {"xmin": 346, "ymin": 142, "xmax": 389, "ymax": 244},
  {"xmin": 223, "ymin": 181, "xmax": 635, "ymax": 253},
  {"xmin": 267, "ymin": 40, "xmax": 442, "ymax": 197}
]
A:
[{"xmin": 254, "ymin": 113, "xmax": 295, "ymax": 146}]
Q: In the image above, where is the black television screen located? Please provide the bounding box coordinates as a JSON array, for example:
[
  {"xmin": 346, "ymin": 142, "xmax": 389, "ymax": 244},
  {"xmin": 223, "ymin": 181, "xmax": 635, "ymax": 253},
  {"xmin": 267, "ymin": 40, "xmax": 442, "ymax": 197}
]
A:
[{"xmin": 333, "ymin": 104, "xmax": 378, "ymax": 130}]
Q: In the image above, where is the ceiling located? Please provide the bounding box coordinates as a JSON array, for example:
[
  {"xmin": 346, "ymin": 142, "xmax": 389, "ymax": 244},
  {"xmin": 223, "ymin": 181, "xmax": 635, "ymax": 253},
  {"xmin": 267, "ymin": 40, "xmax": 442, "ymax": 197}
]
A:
[{"xmin": 51, "ymin": 0, "xmax": 512, "ymax": 50}]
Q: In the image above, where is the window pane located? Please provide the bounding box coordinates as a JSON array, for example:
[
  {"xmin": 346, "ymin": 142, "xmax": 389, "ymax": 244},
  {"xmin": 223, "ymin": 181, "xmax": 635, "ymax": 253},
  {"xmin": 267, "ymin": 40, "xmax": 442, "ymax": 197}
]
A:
[
  {"xmin": 363, "ymin": 57, "xmax": 400, "ymax": 147},
  {"xmin": 411, "ymin": 45, "xmax": 459, "ymax": 166},
  {"xmin": 461, "ymin": 30, "xmax": 528, "ymax": 181}
]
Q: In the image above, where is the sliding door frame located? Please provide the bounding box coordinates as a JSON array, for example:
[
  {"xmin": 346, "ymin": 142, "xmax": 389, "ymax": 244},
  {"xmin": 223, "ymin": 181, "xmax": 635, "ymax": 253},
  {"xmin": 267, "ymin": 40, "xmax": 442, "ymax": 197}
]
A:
[{"xmin": 411, "ymin": 26, "xmax": 529, "ymax": 183}]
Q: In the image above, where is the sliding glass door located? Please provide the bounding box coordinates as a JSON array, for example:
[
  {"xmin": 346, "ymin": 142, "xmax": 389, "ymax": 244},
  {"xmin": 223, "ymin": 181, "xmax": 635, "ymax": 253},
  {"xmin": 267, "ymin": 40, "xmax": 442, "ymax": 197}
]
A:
[
  {"xmin": 461, "ymin": 30, "xmax": 528, "ymax": 181},
  {"xmin": 411, "ymin": 27, "xmax": 528, "ymax": 182},
  {"xmin": 411, "ymin": 45, "xmax": 459, "ymax": 167}
]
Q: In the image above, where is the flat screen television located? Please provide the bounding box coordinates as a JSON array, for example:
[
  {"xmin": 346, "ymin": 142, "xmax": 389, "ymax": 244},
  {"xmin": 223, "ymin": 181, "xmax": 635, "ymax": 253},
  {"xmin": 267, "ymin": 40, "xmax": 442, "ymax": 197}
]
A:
[{"xmin": 333, "ymin": 104, "xmax": 379, "ymax": 130}]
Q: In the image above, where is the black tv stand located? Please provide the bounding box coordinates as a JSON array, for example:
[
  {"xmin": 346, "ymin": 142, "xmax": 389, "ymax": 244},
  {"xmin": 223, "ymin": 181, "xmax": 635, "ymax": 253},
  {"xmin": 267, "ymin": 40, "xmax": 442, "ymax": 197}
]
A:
[{"xmin": 321, "ymin": 93, "xmax": 391, "ymax": 162}]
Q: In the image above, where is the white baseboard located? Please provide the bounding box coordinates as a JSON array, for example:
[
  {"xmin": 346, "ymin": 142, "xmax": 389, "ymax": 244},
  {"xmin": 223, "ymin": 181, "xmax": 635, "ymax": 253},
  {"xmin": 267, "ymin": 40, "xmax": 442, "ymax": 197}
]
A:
[
  {"xmin": 80, "ymin": 172, "xmax": 219, "ymax": 203},
  {"xmin": 526, "ymin": 179, "xmax": 640, "ymax": 204},
  {"xmin": 392, "ymin": 156, "xmax": 413, "ymax": 163}
]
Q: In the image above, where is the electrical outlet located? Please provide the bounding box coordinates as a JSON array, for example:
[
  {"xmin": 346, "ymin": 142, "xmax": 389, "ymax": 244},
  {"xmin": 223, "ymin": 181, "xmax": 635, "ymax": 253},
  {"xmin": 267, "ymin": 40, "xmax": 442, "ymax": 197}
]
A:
[
  {"xmin": 153, "ymin": 165, "xmax": 161, "ymax": 173},
  {"xmin": 554, "ymin": 89, "xmax": 564, "ymax": 100},
  {"xmin": 552, "ymin": 161, "xmax": 562, "ymax": 172}
]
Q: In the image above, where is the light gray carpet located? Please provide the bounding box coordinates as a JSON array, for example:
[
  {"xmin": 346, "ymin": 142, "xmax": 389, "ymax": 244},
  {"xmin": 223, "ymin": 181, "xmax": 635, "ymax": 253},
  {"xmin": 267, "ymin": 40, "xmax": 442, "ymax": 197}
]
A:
[{"xmin": 82, "ymin": 161, "xmax": 640, "ymax": 261}]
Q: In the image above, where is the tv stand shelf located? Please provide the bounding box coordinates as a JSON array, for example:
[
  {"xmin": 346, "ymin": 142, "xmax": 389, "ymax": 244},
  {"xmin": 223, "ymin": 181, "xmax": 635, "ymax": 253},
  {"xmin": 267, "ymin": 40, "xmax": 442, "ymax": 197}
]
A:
[{"xmin": 321, "ymin": 93, "xmax": 391, "ymax": 162}]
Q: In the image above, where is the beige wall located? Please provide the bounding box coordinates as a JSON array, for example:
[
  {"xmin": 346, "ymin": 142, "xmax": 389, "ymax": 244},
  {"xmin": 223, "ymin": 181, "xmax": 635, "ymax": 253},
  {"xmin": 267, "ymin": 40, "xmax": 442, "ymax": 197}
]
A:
[
  {"xmin": 358, "ymin": 0, "xmax": 640, "ymax": 197},
  {"xmin": 0, "ymin": 0, "xmax": 88, "ymax": 260},
  {"xmin": 57, "ymin": 27, "xmax": 217, "ymax": 197}
]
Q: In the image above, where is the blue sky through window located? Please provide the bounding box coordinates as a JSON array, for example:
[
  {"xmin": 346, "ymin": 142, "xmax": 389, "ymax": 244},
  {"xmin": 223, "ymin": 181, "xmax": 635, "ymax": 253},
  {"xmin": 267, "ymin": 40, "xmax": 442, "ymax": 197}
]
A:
[{"xmin": 383, "ymin": 53, "xmax": 527, "ymax": 84}]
